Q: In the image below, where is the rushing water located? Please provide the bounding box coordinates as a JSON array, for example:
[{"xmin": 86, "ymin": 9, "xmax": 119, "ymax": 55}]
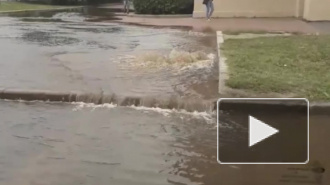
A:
[
  {"xmin": 0, "ymin": 9, "xmax": 218, "ymax": 100},
  {"xmin": 0, "ymin": 100, "xmax": 329, "ymax": 185},
  {"xmin": 0, "ymin": 100, "xmax": 215, "ymax": 185}
]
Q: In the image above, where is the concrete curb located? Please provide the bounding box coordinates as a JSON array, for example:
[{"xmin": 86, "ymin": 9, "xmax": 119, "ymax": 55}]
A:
[
  {"xmin": 0, "ymin": 89, "xmax": 214, "ymax": 112},
  {"xmin": 216, "ymin": 31, "xmax": 228, "ymax": 94},
  {"xmin": 127, "ymin": 14, "xmax": 192, "ymax": 18},
  {"xmin": 214, "ymin": 99, "xmax": 330, "ymax": 114},
  {"xmin": 308, "ymin": 102, "xmax": 330, "ymax": 114},
  {"xmin": 0, "ymin": 89, "xmax": 76, "ymax": 102},
  {"xmin": 0, "ymin": 88, "xmax": 330, "ymax": 113},
  {"xmin": 0, "ymin": 6, "xmax": 84, "ymax": 15},
  {"xmin": 217, "ymin": 99, "xmax": 308, "ymax": 110}
]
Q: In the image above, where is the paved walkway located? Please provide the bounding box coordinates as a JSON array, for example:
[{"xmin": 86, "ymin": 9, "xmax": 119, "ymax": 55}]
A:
[
  {"xmin": 113, "ymin": 15, "xmax": 330, "ymax": 34},
  {"xmin": 309, "ymin": 22, "xmax": 330, "ymax": 34}
]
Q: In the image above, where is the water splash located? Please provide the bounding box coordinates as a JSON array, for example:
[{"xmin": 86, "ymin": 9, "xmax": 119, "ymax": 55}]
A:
[
  {"xmin": 177, "ymin": 53, "xmax": 215, "ymax": 73},
  {"xmin": 52, "ymin": 12, "xmax": 85, "ymax": 22},
  {"xmin": 188, "ymin": 31, "xmax": 208, "ymax": 37},
  {"xmin": 119, "ymin": 49, "xmax": 214, "ymax": 73},
  {"xmin": 72, "ymin": 102, "xmax": 117, "ymax": 111},
  {"xmin": 71, "ymin": 101, "xmax": 215, "ymax": 124}
]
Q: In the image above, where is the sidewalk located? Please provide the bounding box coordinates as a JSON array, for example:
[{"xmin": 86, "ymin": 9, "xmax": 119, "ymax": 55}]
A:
[{"xmin": 113, "ymin": 15, "xmax": 329, "ymax": 34}]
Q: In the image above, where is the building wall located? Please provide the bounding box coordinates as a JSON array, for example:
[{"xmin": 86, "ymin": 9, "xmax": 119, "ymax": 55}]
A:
[
  {"xmin": 193, "ymin": 0, "xmax": 302, "ymax": 18},
  {"xmin": 303, "ymin": 0, "xmax": 330, "ymax": 21}
]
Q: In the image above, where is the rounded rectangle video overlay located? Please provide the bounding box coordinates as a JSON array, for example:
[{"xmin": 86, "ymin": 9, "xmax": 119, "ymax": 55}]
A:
[{"xmin": 217, "ymin": 98, "xmax": 309, "ymax": 165}]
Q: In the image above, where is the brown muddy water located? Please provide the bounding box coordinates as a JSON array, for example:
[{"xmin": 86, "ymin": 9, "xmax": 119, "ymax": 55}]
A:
[
  {"xmin": 0, "ymin": 8, "xmax": 329, "ymax": 185},
  {"xmin": 0, "ymin": 8, "xmax": 218, "ymax": 100},
  {"xmin": 0, "ymin": 100, "xmax": 329, "ymax": 185}
]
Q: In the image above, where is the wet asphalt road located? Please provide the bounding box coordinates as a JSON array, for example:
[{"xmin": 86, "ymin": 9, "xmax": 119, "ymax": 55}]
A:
[{"xmin": 0, "ymin": 8, "xmax": 329, "ymax": 185}]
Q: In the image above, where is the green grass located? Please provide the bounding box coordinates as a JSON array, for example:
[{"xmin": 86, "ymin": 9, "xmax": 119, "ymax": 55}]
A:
[
  {"xmin": 0, "ymin": 2, "xmax": 61, "ymax": 12},
  {"xmin": 222, "ymin": 35, "xmax": 330, "ymax": 100}
]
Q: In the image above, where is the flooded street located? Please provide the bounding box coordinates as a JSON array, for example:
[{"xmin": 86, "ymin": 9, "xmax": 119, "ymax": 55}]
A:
[
  {"xmin": 0, "ymin": 7, "xmax": 329, "ymax": 185},
  {"xmin": 0, "ymin": 9, "xmax": 217, "ymax": 99},
  {"xmin": 0, "ymin": 100, "xmax": 215, "ymax": 185},
  {"xmin": 0, "ymin": 100, "xmax": 329, "ymax": 185}
]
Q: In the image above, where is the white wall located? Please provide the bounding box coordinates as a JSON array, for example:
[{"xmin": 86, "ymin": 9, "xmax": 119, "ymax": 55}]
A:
[
  {"xmin": 303, "ymin": 0, "xmax": 330, "ymax": 21},
  {"xmin": 193, "ymin": 0, "xmax": 303, "ymax": 18}
]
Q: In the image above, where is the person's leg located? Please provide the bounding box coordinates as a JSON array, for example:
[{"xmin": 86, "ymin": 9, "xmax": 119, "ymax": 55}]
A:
[
  {"xmin": 126, "ymin": 1, "xmax": 130, "ymax": 14},
  {"xmin": 207, "ymin": 1, "xmax": 214, "ymax": 19},
  {"xmin": 206, "ymin": 3, "xmax": 210, "ymax": 19},
  {"xmin": 209, "ymin": 1, "xmax": 214, "ymax": 19}
]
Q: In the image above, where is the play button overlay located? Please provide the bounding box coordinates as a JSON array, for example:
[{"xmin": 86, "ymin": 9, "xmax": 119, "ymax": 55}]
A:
[
  {"xmin": 217, "ymin": 98, "xmax": 309, "ymax": 164},
  {"xmin": 249, "ymin": 116, "xmax": 279, "ymax": 147}
]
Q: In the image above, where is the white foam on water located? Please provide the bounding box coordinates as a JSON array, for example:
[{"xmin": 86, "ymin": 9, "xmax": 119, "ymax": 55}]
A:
[
  {"xmin": 129, "ymin": 105, "xmax": 173, "ymax": 117},
  {"xmin": 2, "ymin": 99, "xmax": 215, "ymax": 124},
  {"xmin": 72, "ymin": 102, "xmax": 117, "ymax": 111},
  {"xmin": 70, "ymin": 102, "xmax": 214, "ymax": 123},
  {"xmin": 188, "ymin": 31, "xmax": 208, "ymax": 37},
  {"xmin": 168, "ymin": 50, "xmax": 208, "ymax": 64},
  {"xmin": 118, "ymin": 49, "xmax": 215, "ymax": 74},
  {"xmin": 129, "ymin": 105, "xmax": 215, "ymax": 124},
  {"xmin": 52, "ymin": 12, "xmax": 85, "ymax": 22},
  {"xmin": 177, "ymin": 53, "xmax": 215, "ymax": 74}
]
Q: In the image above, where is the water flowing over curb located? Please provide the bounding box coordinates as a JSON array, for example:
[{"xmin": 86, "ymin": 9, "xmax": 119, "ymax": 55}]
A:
[
  {"xmin": 0, "ymin": 89, "xmax": 215, "ymax": 112},
  {"xmin": 1, "ymin": 88, "xmax": 329, "ymax": 113}
]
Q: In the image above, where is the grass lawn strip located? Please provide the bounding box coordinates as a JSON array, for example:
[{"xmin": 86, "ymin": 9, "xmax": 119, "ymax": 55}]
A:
[{"xmin": 222, "ymin": 35, "xmax": 330, "ymax": 100}]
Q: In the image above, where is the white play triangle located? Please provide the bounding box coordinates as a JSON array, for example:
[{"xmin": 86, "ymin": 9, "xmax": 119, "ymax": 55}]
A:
[{"xmin": 249, "ymin": 116, "xmax": 279, "ymax": 147}]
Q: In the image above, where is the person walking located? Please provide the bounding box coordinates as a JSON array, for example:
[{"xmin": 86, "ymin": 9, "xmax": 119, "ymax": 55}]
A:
[
  {"xmin": 123, "ymin": 0, "xmax": 130, "ymax": 14},
  {"xmin": 203, "ymin": 0, "xmax": 214, "ymax": 21}
]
